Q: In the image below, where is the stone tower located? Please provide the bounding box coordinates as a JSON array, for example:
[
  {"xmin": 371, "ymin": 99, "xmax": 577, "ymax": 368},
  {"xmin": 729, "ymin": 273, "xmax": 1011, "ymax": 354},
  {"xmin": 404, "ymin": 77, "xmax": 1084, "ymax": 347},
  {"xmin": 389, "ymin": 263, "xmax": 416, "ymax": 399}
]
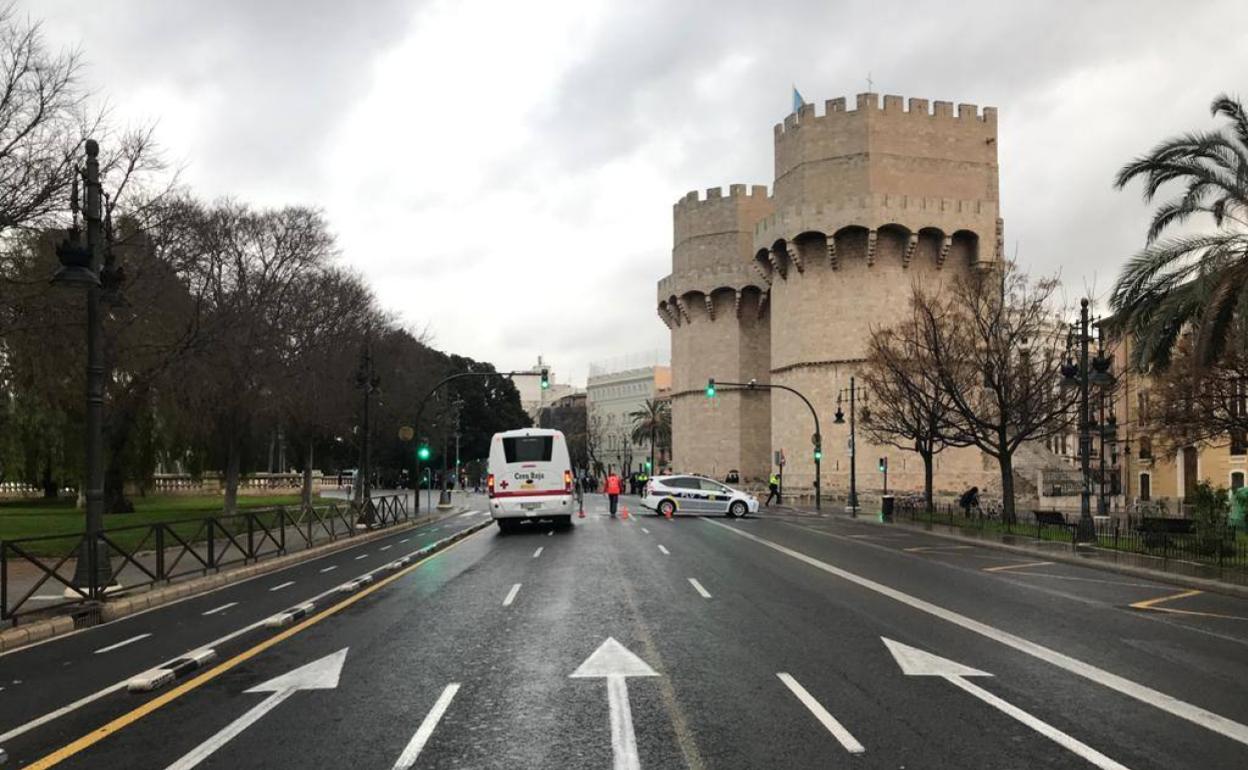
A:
[
  {"xmin": 661, "ymin": 93, "xmax": 1002, "ymax": 499},
  {"xmin": 658, "ymin": 185, "xmax": 773, "ymax": 482}
]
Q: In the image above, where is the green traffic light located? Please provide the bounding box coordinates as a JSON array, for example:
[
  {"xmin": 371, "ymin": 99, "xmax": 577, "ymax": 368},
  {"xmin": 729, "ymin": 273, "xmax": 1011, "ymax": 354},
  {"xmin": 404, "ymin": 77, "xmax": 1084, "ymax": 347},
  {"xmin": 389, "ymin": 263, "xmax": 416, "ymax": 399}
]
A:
[
  {"xmin": 540, "ymin": 368, "xmax": 550, "ymax": 390},
  {"xmin": 706, "ymin": 378, "xmax": 716, "ymax": 398},
  {"xmin": 814, "ymin": 449, "xmax": 823, "ymax": 461},
  {"xmin": 417, "ymin": 445, "xmax": 431, "ymax": 461}
]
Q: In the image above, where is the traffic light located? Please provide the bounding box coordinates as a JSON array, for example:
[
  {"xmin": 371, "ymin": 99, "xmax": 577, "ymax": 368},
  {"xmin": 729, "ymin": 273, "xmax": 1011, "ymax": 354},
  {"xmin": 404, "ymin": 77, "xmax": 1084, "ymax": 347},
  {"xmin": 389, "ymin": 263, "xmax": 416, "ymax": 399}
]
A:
[
  {"xmin": 878, "ymin": 457, "xmax": 887, "ymax": 472},
  {"xmin": 706, "ymin": 378, "xmax": 716, "ymax": 398},
  {"xmin": 417, "ymin": 443, "xmax": 431, "ymax": 461},
  {"xmin": 540, "ymin": 368, "xmax": 550, "ymax": 390},
  {"xmin": 814, "ymin": 446, "xmax": 823, "ymax": 461},
  {"xmin": 644, "ymin": 459, "xmax": 652, "ymax": 471}
]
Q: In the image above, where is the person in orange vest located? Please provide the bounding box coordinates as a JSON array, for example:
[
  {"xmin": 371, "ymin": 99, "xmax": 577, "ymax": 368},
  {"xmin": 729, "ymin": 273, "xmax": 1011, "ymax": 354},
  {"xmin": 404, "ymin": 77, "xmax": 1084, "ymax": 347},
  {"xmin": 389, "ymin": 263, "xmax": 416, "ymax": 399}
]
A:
[{"xmin": 605, "ymin": 469, "xmax": 623, "ymax": 517}]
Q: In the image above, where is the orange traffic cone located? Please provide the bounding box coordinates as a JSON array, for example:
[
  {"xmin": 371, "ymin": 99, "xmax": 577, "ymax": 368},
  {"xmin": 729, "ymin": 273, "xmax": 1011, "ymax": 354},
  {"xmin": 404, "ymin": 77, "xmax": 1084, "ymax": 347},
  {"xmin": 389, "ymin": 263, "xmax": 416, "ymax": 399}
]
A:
[{"xmin": 664, "ymin": 506, "xmax": 672, "ymax": 520}]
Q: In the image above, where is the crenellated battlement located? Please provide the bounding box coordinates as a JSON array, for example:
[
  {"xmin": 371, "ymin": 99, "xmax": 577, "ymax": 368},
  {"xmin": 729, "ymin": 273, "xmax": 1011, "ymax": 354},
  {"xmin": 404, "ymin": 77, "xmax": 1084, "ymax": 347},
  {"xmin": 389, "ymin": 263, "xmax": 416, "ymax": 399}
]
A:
[
  {"xmin": 673, "ymin": 183, "xmax": 771, "ymax": 213},
  {"xmin": 774, "ymin": 92, "xmax": 997, "ymax": 137}
]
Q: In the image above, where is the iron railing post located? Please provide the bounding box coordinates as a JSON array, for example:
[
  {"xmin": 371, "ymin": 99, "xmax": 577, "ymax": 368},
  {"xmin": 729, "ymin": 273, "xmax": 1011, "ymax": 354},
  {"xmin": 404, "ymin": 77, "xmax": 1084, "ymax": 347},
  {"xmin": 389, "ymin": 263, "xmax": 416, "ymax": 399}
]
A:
[
  {"xmin": 156, "ymin": 525, "xmax": 166, "ymax": 582},
  {"xmin": 247, "ymin": 514, "xmax": 255, "ymax": 561}
]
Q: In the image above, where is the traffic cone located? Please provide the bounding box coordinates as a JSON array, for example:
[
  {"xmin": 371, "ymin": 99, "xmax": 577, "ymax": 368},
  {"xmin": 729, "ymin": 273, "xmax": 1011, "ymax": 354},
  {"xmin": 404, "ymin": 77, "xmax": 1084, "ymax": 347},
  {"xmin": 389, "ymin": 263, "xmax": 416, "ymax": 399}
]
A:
[
  {"xmin": 664, "ymin": 506, "xmax": 672, "ymax": 520},
  {"xmin": 621, "ymin": 505, "xmax": 629, "ymax": 519}
]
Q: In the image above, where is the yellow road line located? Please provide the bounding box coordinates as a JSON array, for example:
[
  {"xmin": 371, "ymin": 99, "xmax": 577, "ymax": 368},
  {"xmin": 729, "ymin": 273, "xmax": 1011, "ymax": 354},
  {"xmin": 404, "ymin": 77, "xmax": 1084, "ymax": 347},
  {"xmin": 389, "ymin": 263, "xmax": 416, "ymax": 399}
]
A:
[
  {"xmin": 983, "ymin": 561, "xmax": 1055, "ymax": 573},
  {"xmin": 903, "ymin": 545, "xmax": 974, "ymax": 553},
  {"xmin": 1129, "ymin": 589, "xmax": 1203, "ymax": 611},
  {"xmin": 27, "ymin": 526, "xmax": 490, "ymax": 769}
]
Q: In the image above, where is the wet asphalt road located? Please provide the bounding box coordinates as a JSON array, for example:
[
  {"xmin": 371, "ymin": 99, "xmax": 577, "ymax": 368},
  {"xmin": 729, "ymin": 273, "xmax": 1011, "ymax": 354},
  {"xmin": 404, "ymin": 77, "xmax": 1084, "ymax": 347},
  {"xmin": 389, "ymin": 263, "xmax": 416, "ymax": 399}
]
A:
[{"xmin": 3, "ymin": 496, "xmax": 1248, "ymax": 769}]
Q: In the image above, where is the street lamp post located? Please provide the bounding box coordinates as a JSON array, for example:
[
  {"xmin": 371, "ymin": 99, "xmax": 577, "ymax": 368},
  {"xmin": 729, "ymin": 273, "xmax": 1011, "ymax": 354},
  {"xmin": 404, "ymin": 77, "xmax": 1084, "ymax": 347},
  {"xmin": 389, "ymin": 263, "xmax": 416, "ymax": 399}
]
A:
[
  {"xmin": 354, "ymin": 334, "xmax": 380, "ymax": 513},
  {"xmin": 834, "ymin": 377, "xmax": 869, "ymax": 517},
  {"xmin": 1060, "ymin": 298, "xmax": 1113, "ymax": 542},
  {"xmin": 53, "ymin": 139, "xmax": 118, "ymax": 599}
]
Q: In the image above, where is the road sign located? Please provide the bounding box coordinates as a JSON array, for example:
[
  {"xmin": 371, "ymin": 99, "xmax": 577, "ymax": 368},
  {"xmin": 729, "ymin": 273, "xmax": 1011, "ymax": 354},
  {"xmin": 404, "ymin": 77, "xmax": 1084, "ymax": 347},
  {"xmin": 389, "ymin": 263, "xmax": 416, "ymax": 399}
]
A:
[
  {"xmin": 398, "ymin": 426, "xmax": 414, "ymax": 441},
  {"xmin": 166, "ymin": 648, "xmax": 348, "ymax": 770},
  {"xmin": 882, "ymin": 638, "xmax": 1128, "ymax": 770},
  {"xmin": 774, "ymin": 449, "xmax": 786, "ymax": 467},
  {"xmin": 570, "ymin": 637, "xmax": 659, "ymax": 770}
]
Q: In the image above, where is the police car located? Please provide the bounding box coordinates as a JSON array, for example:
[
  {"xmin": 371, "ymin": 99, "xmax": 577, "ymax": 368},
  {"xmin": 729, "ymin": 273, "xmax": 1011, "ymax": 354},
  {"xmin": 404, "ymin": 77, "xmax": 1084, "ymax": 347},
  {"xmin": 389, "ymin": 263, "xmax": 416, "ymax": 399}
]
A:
[{"xmin": 641, "ymin": 474, "xmax": 759, "ymax": 518}]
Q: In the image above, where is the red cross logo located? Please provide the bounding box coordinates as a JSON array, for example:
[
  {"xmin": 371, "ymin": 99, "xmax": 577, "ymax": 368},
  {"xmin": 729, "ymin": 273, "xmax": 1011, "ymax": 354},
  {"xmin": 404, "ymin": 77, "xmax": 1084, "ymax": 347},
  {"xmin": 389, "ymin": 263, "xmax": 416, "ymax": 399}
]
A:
[{"xmin": 499, "ymin": 479, "xmax": 509, "ymax": 489}]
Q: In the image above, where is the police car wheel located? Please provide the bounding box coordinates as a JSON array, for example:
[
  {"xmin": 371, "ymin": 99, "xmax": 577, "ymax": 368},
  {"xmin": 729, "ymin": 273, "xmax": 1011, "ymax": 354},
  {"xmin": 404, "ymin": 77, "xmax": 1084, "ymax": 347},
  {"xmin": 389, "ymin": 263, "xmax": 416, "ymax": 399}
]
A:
[
  {"xmin": 658, "ymin": 500, "xmax": 676, "ymax": 517},
  {"xmin": 728, "ymin": 501, "xmax": 748, "ymax": 518}
]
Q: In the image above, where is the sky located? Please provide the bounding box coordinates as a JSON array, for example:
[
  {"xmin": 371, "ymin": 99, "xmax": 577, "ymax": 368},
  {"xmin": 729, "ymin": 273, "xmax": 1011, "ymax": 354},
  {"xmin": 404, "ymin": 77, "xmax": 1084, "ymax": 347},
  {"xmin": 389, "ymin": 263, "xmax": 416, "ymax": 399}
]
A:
[{"xmin": 20, "ymin": 0, "xmax": 1248, "ymax": 386}]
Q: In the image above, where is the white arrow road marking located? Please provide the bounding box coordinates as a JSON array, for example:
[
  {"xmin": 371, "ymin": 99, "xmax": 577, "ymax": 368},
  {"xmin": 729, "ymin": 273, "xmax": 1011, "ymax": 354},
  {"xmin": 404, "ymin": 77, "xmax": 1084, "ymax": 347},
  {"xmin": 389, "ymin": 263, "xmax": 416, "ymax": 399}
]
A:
[
  {"xmin": 883, "ymin": 638, "xmax": 1127, "ymax": 770},
  {"xmin": 706, "ymin": 518, "xmax": 1248, "ymax": 748},
  {"xmin": 93, "ymin": 633, "xmax": 151, "ymax": 654},
  {"xmin": 776, "ymin": 673, "xmax": 864, "ymax": 754},
  {"xmin": 269, "ymin": 581, "xmax": 295, "ymax": 592},
  {"xmin": 571, "ymin": 638, "xmax": 659, "ymax": 770},
  {"xmin": 687, "ymin": 578, "xmax": 711, "ymax": 599},
  {"xmin": 503, "ymin": 583, "xmax": 521, "ymax": 607},
  {"xmin": 392, "ymin": 683, "xmax": 460, "ymax": 769},
  {"xmin": 202, "ymin": 602, "xmax": 238, "ymax": 616},
  {"xmin": 533, "ymin": 547, "xmax": 543, "ymax": 558},
  {"xmin": 657, "ymin": 545, "xmax": 670, "ymax": 556},
  {"xmin": 164, "ymin": 648, "xmax": 348, "ymax": 770}
]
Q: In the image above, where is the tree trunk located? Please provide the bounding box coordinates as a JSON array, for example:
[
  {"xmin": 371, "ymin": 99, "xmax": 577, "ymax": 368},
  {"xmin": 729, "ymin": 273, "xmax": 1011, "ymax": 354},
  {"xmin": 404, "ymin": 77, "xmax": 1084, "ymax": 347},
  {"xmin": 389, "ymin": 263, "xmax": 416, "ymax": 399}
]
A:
[
  {"xmin": 999, "ymin": 451, "xmax": 1016, "ymax": 523},
  {"xmin": 301, "ymin": 441, "xmax": 314, "ymax": 507},
  {"xmin": 104, "ymin": 413, "xmax": 136, "ymax": 514},
  {"xmin": 41, "ymin": 459, "xmax": 57, "ymax": 499},
  {"xmin": 224, "ymin": 433, "xmax": 241, "ymax": 516},
  {"xmin": 922, "ymin": 450, "xmax": 934, "ymax": 511}
]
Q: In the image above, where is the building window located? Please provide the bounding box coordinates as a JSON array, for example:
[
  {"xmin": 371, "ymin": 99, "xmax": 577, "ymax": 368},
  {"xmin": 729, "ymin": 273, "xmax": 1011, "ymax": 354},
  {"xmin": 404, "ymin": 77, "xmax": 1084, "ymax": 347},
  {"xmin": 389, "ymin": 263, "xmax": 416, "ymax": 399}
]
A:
[
  {"xmin": 1139, "ymin": 473, "xmax": 1151, "ymax": 501},
  {"xmin": 1234, "ymin": 379, "xmax": 1248, "ymax": 419},
  {"xmin": 1233, "ymin": 471, "xmax": 1246, "ymax": 491},
  {"xmin": 1138, "ymin": 435, "xmax": 1152, "ymax": 460},
  {"xmin": 1232, "ymin": 430, "xmax": 1248, "ymax": 456},
  {"xmin": 1137, "ymin": 390, "xmax": 1151, "ymax": 422}
]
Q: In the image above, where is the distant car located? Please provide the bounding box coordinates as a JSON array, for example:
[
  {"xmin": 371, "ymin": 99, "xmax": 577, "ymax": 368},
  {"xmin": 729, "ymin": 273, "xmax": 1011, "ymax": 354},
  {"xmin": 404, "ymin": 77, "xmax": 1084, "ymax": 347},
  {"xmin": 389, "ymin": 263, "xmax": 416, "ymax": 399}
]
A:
[{"xmin": 641, "ymin": 474, "xmax": 758, "ymax": 518}]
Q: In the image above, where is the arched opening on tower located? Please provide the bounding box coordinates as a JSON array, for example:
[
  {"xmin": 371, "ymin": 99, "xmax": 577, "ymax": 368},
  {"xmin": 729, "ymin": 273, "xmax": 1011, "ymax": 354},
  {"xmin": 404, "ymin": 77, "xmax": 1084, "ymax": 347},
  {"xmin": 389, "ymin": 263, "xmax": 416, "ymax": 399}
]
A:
[
  {"xmin": 832, "ymin": 225, "xmax": 870, "ymax": 265},
  {"xmin": 915, "ymin": 227, "xmax": 945, "ymax": 266},
  {"xmin": 769, "ymin": 239, "xmax": 790, "ymax": 279},
  {"xmin": 792, "ymin": 231, "xmax": 826, "ymax": 272},
  {"xmin": 753, "ymin": 248, "xmax": 773, "ymax": 282},
  {"xmin": 950, "ymin": 229, "xmax": 980, "ymax": 265},
  {"xmin": 876, "ymin": 224, "xmax": 911, "ymax": 265}
]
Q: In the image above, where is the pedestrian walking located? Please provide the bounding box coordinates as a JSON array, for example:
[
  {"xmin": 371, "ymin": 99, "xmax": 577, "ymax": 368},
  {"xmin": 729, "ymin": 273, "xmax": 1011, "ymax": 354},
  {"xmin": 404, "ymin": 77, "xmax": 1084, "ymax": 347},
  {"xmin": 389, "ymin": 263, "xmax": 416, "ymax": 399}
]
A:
[
  {"xmin": 959, "ymin": 486, "xmax": 980, "ymax": 517},
  {"xmin": 766, "ymin": 471, "xmax": 781, "ymax": 507},
  {"xmin": 605, "ymin": 470, "xmax": 623, "ymax": 517}
]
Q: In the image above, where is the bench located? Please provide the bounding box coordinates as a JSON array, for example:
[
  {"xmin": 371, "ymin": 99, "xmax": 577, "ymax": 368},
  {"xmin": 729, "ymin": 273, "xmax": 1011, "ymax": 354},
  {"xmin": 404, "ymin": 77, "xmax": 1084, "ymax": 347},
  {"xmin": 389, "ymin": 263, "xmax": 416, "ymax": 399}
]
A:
[{"xmin": 1032, "ymin": 510, "xmax": 1068, "ymax": 527}]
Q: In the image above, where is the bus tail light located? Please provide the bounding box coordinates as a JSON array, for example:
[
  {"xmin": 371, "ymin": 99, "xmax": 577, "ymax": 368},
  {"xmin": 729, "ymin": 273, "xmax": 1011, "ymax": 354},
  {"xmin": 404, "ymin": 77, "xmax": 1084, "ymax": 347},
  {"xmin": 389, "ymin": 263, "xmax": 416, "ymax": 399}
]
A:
[
  {"xmin": 487, "ymin": 473, "xmax": 495, "ymax": 497},
  {"xmin": 564, "ymin": 470, "xmax": 573, "ymax": 492}
]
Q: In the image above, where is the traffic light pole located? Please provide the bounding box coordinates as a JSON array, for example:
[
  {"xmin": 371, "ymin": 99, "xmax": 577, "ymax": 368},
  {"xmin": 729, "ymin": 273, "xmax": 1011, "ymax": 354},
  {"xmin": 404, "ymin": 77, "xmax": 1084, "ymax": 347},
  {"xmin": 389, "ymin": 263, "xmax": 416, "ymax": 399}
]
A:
[
  {"xmin": 413, "ymin": 368, "xmax": 547, "ymax": 513},
  {"xmin": 709, "ymin": 379, "xmax": 821, "ymax": 511}
]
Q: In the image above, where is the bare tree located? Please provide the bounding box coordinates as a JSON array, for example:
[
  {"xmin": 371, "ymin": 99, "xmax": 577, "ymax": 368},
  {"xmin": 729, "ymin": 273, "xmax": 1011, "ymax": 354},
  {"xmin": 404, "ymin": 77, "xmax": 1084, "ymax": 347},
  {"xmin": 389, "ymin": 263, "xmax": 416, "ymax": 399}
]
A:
[
  {"xmin": 919, "ymin": 263, "xmax": 1076, "ymax": 521},
  {"xmin": 1146, "ymin": 334, "xmax": 1248, "ymax": 452},
  {"xmin": 862, "ymin": 297, "xmax": 970, "ymax": 509}
]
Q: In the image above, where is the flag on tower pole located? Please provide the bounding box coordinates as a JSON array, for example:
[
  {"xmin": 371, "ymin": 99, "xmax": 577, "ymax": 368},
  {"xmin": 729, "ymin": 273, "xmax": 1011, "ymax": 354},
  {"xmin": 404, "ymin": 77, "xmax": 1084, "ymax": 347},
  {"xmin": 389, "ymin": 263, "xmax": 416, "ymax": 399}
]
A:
[{"xmin": 792, "ymin": 86, "xmax": 805, "ymax": 113}]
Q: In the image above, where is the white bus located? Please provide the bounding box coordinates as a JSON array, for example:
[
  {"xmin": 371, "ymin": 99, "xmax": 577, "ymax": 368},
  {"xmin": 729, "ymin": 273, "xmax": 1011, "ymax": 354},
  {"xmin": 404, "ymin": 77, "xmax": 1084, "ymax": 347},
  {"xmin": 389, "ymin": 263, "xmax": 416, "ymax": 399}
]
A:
[{"xmin": 487, "ymin": 428, "xmax": 575, "ymax": 532}]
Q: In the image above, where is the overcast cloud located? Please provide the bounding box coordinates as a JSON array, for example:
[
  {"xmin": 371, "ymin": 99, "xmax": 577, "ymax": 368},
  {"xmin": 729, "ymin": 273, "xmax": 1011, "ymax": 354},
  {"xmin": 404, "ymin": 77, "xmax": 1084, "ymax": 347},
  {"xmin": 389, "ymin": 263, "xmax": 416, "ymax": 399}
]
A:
[{"xmin": 21, "ymin": 0, "xmax": 1248, "ymax": 385}]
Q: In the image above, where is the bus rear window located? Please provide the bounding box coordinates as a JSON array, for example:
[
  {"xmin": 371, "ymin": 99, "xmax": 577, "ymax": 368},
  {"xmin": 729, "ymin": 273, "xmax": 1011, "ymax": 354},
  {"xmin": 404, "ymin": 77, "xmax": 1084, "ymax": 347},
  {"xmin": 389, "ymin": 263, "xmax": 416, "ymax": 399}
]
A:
[{"xmin": 502, "ymin": 436, "xmax": 553, "ymax": 463}]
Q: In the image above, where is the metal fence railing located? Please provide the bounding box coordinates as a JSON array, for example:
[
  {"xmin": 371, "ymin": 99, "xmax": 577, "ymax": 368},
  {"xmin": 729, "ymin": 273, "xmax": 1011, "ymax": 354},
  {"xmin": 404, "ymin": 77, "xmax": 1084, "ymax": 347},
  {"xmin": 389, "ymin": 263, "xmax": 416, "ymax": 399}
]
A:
[
  {"xmin": 892, "ymin": 499, "xmax": 1248, "ymax": 577},
  {"xmin": 1, "ymin": 493, "xmax": 411, "ymax": 624}
]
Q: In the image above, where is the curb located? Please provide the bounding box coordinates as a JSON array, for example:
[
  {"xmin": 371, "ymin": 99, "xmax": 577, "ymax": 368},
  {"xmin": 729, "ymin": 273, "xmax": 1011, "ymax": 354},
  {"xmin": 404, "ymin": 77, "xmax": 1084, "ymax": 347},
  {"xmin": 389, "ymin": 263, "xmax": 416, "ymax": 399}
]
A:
[
  {"xmin": 127, "ymin": 648, "xmax": 217, "ymax": 692},
  {"xmin": 858, "ymin": 516, "xmax": 1248, "ymax": 600},
  {"xmin": 264, "ymin": 602, "xmax": 315, "ymax": 628},
  {"xmin": 0, "ymin": 508, "xmax": 472, "ymax": 654}
]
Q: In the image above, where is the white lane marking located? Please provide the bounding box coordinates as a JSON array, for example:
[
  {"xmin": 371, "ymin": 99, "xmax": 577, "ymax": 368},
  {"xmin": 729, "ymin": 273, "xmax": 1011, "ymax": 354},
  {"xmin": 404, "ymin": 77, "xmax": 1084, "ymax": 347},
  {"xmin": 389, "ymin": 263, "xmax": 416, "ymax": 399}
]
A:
[
  {"xmin": 0, "ymin": 525, "xmax": 481, "ymax": 743},
  {"xmin": 392, "ymin": 683, "xmax": 461, "ymax": 769},
  {"xmin": 776, "ymin": 673, "xmax": 865, "ymax": 754},
  {"xmin": 201, "ymin": 602, "xmax": 238, "ymax": 616},
  {"xmin": 547, "ymin": 530, "xmax": 554, "ymax": 537},
  {"xmin": 165, "ymin": 649, "xmax": 348, "ymax": 770},
  {"xmin": 355, "ymin": 554, "xmax": 369, "ymax": 560},
  {"xmin": 570, "ymin": 638, "xmax": 658, "ymax": 770},
  {"xmin": 269, "ymin": 581, "xmax": 295, "ymax": 592},
  {"xmin": 399, "ymin": 538, "xmax": 410, "ymax": 543},
  {"xmin": 380, "ymin": 545, "xmax": 392, "ymax": 551},
  {"xmin": 458, "ymin": 510, "xmax": 477, "ymax": 518},
  {"xmin": 533, "ymin": 547, "xmax": 543, "ymax": 559},
  {"xmin": 641, "ymin": 527, "xmax": 650, "ymax": 534},
  {"xmin": 903, "ymin": 545, "xmax": 974, "ymax": 553},
  {"xmin": 706, "ymin": 518, "xmax": 1248, "ymax": 748},
  {"xmin": 983, "ymin": 561, "xmax": 1054, "ymax": 573},
  {"xmin": 657, "ymin": 545, "xmax": 670, "ymax": 555},
  {"xmin": 688, "ymin": 578, "xmax": 711, "ymax": 599},
  {"xmin": 503, "ymin": 583, "xmax": 521, "ymax": 607},
  {"xmin": 319, "ymin": 565, "xmax": 338, "ymax": 573},
  {"xmin": 93, "ymin": 633, "xmax": 152, "ymax": 654}
]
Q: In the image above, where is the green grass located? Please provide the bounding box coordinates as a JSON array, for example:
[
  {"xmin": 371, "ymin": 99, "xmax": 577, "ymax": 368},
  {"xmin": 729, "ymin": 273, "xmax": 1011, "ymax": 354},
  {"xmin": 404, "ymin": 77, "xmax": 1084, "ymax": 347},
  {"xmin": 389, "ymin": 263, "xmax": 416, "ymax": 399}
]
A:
[{"xmin": 0, "ymin": 494, "xmax": 317, "ymax": 542}]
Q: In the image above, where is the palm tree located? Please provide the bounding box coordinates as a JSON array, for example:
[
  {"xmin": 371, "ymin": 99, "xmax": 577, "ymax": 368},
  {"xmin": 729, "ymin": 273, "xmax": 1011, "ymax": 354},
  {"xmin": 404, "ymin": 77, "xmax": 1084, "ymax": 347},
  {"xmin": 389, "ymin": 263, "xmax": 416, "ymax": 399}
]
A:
[
  {"xmin": 629, "ymin": 398, "xmax": 671, "ymax": 472},
  {"xmin": 1110, "ymin": 93, "xmax": 1248, "ymax": 370}
]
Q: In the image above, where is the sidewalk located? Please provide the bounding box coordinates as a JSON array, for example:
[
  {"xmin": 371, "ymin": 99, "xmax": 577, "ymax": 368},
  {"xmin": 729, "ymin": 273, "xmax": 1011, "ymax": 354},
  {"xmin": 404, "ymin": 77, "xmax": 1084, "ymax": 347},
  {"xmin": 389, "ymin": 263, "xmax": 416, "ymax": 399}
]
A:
[{"xmin": 767, "ymin": 502, "xmax": 1248, "ymax": 599}]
